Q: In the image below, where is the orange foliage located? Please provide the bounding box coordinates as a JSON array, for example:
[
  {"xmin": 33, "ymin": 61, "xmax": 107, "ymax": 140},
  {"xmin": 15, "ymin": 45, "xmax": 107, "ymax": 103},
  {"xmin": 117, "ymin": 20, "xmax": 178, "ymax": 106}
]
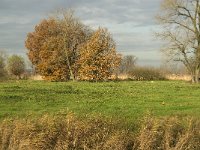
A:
[
  {"xmin": 25, "ymin": 13, "xmax": 121, "ymax": 81},
  {"xmin": 25, "ymin": 14, "xmax": 88, "ymax": 81},
  {"xmin": 25, "ymin": 19, "xmax": 70, "ymax": 81},
  {"xmin": 77, "ymin": 28, "xmax": 121, "ymax": 81}
]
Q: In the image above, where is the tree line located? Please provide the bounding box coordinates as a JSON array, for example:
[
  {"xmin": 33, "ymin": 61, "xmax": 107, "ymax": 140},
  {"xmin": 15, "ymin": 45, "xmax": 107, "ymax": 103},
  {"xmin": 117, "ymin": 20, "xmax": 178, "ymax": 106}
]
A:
[
  {"xmin": 4, "ymin": 0, "xmax": 200, "ymax": 83},
  {"xmin": 0, "ymin": 49, "xmax": 138, "ymax": 81}
]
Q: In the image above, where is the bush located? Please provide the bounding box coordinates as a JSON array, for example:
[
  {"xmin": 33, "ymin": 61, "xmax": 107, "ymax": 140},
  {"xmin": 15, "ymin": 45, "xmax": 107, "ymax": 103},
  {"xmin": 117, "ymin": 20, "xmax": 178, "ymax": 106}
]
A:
[
  {"xmin": 0, "ymin": 114, "xmax": 199, "ymax": 150},
  {"xmin": 128, "ymin": 66, "xmax": 166, "ymax": 81}
]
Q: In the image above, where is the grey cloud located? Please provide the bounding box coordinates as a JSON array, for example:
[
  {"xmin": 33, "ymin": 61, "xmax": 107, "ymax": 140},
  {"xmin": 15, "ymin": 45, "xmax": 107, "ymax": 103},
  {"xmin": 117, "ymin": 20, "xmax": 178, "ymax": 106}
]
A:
[
  {"xmin": 0, "ymin": 0, "xmax": 163, "ymax": 66},
  {"xmin": 74, "ymin": 0, "xmax": 161, "ymax": 25}
]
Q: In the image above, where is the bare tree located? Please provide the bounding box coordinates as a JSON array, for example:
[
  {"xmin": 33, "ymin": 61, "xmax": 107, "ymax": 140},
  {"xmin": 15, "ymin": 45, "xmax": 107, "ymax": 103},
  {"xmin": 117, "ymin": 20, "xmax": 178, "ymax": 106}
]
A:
[
  {"xmin": 54, "ymin": 10, "xmax": 92, "ymax": 81},
  {"xmin": 120, "ymin": 55, "xmax": 137, "ymax": 74},
  {"xmin": 156, "ymin": 0, "xmax": 200, "ymax": 83}
]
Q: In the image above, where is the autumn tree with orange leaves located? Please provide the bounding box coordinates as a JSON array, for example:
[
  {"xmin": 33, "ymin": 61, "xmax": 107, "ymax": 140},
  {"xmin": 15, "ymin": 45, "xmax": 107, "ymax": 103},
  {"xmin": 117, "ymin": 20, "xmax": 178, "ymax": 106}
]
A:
[
  {"xmin": 26, "ymin": 19, "xmax": 69, "ymax": 81},
  {"xmin": 77, "ymin": 28, "xmax": 121, "ymax": 81},
  {"xmin": 25, "ymin": 10, "xmax": 121, "ymax": 81},
  {"xmin": 25, "ymin": 11, "xmax": 90, "ymax": 81}
]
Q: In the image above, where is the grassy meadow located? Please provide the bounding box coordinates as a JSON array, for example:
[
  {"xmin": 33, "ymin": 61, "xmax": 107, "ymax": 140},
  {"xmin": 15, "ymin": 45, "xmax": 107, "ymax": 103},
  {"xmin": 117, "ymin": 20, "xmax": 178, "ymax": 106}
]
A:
[{"xmin": 0, "ymin": 80, "xmax": 199, "ymax": 121}]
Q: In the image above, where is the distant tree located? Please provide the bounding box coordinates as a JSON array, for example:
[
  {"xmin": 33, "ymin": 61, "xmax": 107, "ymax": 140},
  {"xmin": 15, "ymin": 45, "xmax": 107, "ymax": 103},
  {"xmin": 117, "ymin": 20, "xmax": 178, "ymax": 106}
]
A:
[
  {"xmin": 120, "ymin": 55, "xmax": 137, "ymax": 74},
  {"xmin": 77, "ymin": 28, "xmax": 121, "ymax": 81},
  {"xmin": 0, "ymin": 51, "xmax": 7, "ymax": 79},
  {"xmin": 7, "ymin": 55, "xmax": 25, "ymax": 79},
  {"xmin": 156, "ymin": 0, "xmax": 200, "ymax": 83},
  {"xmin": 25, "ymin": 10, "xmax": 90, "ymax": 81}
]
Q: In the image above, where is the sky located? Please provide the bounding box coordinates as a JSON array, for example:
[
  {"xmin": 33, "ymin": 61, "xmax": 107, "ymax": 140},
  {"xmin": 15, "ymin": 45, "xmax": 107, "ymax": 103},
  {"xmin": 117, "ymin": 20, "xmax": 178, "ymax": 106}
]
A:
[{"xmin": 0, "ymin": 0, "xmax": 163, "ymax": 66}]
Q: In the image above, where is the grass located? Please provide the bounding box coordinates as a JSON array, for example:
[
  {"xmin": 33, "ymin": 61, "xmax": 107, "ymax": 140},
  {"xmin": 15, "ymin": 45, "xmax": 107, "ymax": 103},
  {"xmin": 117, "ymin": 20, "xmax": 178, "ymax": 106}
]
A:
[
  {"xmin": 0, "ymin": 80, "xmax": 200, "ymax": 149},
  {"xmin": 0, "ymin": 80, "xmax": 200, "ymax": 122},
  {"xmin": 0, "ymin": 114, "xmax": 199, "ymax": 150}
]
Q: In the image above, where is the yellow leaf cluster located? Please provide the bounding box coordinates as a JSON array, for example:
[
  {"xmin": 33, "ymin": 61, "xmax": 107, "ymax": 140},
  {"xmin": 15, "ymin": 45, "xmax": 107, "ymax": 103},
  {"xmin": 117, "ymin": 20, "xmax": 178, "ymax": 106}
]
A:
[{"xmin": 77, "ymin": 28, "xmax": 121, "ymax": 81}]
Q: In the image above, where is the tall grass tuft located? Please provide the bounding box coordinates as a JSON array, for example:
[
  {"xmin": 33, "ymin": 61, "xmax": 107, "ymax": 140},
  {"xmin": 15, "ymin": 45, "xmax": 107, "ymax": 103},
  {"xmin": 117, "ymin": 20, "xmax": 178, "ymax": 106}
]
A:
[
  {"xmin": 135, "ymin": 116, "xmax": 200, "ymax": 150},
  {"xmin": 0, "ymin": 114, "xmax": 199, "ymax": 150}
]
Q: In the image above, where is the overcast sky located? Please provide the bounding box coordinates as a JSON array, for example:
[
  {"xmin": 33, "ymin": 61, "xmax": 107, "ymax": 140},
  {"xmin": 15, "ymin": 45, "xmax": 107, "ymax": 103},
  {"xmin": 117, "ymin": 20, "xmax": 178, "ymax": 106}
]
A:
[{"xmin": 0, "ymin": 0, "xmax": 163, "ymax": 66}]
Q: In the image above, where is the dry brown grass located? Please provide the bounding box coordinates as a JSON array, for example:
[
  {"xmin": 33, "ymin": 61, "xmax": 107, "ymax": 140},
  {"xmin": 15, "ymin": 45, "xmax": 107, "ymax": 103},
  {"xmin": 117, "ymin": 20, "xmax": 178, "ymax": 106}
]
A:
[
  {"xmin": 118, "ymin": 74, "xmax": 192, "ymax": 82},
  {"xmin": 30, "ymin": 75, "xmax": 44, "ymax": 80},
  {"xmin": 166, "ymin": 74, "xmax": 191, "ymax": 81},
  {"xmin": 135, "ymin": 116, "xmax": 200, "ymax": 150},
  {"xmin": 0, "ymin": 114, "xmax": 199, "ymax": 150}
]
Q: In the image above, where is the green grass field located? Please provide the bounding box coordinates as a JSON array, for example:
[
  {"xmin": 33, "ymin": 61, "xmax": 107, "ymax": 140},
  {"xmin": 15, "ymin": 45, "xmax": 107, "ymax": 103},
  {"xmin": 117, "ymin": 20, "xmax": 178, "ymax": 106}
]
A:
[{"xmin": 0, "ymin": 80, "xmax": 200, "ymax": 121}]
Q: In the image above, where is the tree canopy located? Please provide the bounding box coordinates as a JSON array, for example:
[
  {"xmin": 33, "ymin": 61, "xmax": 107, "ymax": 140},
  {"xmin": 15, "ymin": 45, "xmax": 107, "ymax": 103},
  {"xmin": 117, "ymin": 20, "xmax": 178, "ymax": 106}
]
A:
[
  {"xmin": 25, "ymin": 11, "xmax": 121, "ymax": 81},
  {"xmin": 7, "ymin": 55, "xmax": 25, "ymax": 79},
  {"xmin": 77, "ymin": 28, "xmax": 121, "ymax": 81}
]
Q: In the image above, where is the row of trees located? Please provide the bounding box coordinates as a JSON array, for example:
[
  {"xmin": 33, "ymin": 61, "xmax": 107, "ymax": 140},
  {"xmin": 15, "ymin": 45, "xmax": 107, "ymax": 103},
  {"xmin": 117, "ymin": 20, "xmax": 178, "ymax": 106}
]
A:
[
  {"xmin": 25, "ymin": 3, "xmax": 200, "ymax": 83},
  {"xmin": 9, "ymin": 0, "xmax": 200, "ymax": 83},
  {"xmin": 25, "ymin": 11, "xmax": 121, "ymax": 81},
  {"xmin": 0, "ymin": 49, "xmax": 137, "ymax": 81},
  {"xmin": 0, "ymin": 52, "xmax": 25, "ymax": 80}
]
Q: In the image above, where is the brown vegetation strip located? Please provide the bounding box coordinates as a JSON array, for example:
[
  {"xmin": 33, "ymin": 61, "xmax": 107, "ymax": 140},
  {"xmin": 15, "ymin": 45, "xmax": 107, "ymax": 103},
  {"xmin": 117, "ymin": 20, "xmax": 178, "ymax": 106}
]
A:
[{"xmin": 0, "ymin": 114, "xmax": 199, "ymax": 150}]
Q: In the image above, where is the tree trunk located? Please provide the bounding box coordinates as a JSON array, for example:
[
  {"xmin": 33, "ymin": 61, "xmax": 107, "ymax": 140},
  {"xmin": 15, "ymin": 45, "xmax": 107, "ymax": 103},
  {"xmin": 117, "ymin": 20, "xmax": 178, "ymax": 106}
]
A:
[
  {"xmin": 191, "ymin": 68, "xmax": 199, "ymax": 83},
  {"xmin": 63, "ymin": 36, "xmax": 75, "ymax": 82},
  {"xmin": 17, "ymin": 75, "xmax": 20, "ymax": 80},
  {"xmin": 192, "ymin": 77, "xmax": 195, "ymax": 83},
  {"xmin": 195, "ymin": 68, "xmax": 199, "ymax": 83},
  {"xmin": 67, "ymin": 56, "xmax": 75, "ymax": 81}
]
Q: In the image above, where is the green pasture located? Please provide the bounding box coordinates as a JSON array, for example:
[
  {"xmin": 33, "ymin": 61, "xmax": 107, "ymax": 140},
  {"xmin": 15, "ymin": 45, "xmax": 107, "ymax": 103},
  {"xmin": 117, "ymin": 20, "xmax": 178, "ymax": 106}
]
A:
[{"xmin": 0, "ymin": 80, "xmax": 199, "ymax": 121}]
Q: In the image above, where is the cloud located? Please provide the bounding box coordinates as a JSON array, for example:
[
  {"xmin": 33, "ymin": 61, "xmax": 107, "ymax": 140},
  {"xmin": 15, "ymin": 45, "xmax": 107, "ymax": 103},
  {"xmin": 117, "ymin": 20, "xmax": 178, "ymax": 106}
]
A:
[{"xmin": 0, "ymin": 0, "xmax": 163, "ymax": 66}]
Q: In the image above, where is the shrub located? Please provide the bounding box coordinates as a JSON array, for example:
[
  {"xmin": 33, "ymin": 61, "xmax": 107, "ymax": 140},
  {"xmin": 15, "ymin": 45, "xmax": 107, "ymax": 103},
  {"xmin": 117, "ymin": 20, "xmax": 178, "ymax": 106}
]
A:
[{"xmin": 128, "ymin": 66, "xmax": 166, "ymax": 81}]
